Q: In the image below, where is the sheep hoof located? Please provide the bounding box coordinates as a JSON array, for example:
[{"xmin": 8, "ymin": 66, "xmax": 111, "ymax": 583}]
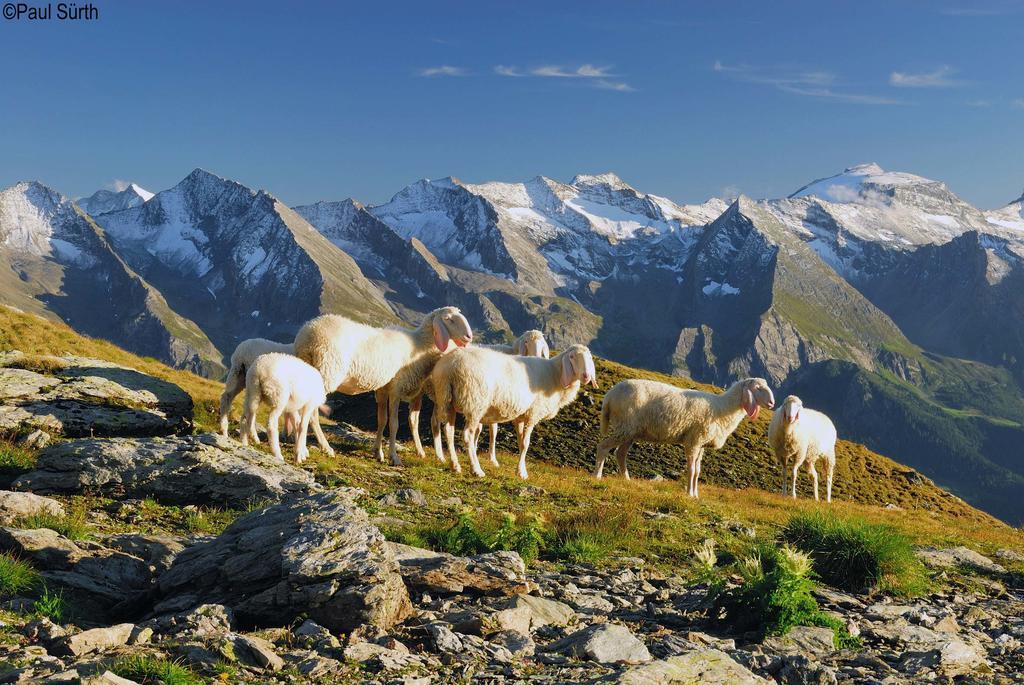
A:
[
  {"xmin": 489, "ymin": 457, "xmax": 499, "ymax": 467},
  {"xmin": 323, "ymin": 447, "xmax": 335, "ymax": 457},
  {"xmin": 390, "ymin": 455, "xmax": 403, "ymax": 467},
  {"xmin": 472, "ymin": 469, "xmax": 485, "ymax": 478},
  {"xmin": 518, "ymin": 470, "xmax": 529, "ymax": 480},
  {"xmin": 296, "ymin": 450, "xmax": 308, "ymax": 463}
]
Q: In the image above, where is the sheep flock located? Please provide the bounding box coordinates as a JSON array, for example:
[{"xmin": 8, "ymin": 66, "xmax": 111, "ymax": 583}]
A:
[{"xmin": 219, "ymin": 306, "xmax": 840, "ymax": 501}]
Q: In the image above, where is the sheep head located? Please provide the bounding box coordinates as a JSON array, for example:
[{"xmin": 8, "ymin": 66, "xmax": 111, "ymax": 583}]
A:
[
  {"xmin": 560, "ymin": 345, "xmax": 598, "ymax": 388},
  {"xmin": 431, "ymin": 306, "xmax": 474, "ymax": 352},
  {"xmin": 739, "ymin": 378, "xmax": 775, "ymax": 420},
  {"xmin": 517, "ymin": 330, "xmax": 550, "ymax": 358},
  {"xmin": 781, "ymin": 395, "xmax": 802, "ymax": 424}
]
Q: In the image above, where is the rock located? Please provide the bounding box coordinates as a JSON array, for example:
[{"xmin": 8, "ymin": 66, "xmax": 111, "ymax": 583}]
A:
[
  {"xmin": 141, "ymin": 603, "xmax": 234, "ymax": 638},
  {"xmin": 13, "ymin": 433, "xmax": 316, "ymax": 507},
  {"xmin": 995, "ymin": 548, "xmax": 1024, "ymax": 563},
  {"xmin": 23, "ymin": 617, "xmax": 69, "ymax": 645},
  {"xmin": 295, "ymin": 655, "xmax": 343, "ymax": 678},
  {"xmin": 15, "ymin": 429, "xmax": 51, "ymax": 449},
  {"xmin": 899, "ymin": 638, "xmax": 989, "ymax": 676},
  {"xmin": 547, "ymin": 623, "xmax": 652, "ymax": 664},
  {"xmin": 0, "ymin": 527, "xmax": 153, "ymax": 619},
  {"xmin": 776, "ymin": 655, "xmax": 839, "ymax": 685},
  {"xmin": 763, "ymin": 626, "xmax": 836, "ymax": 656},
  {"xmin": 426, "ymin": 624, "xmax": 464, "ymax": 653},
  {"xmin": 224, "ymin": 633, "xmax": 284, "ymax": 671},
  {"xmin": 0, "ymin": 491, "xmax": 64, "ymax": 525},
  {"xmin": 492, "ymin": 629, "xmax": 535, "ymax": 657},
  {"xmin": 0, "ymin": 353, "xmax": 192, "ymax": 437},
  {"xmin": 294, "ymin": 619, "xmax": 340, "ymax": 650},
  {"xmin": 595, "ymin": 648, "xmax": 768, "ymax": 684},
  {"xmin": 388, "ymin": 542, "xmax": 532, "ymax": 596},
  {"xmin": 84, "ymin": 672, "xmax": 141, "ymax": 685},
  {"xmin": 98, "ymin": 534, "xmax": 185, "ymax": 574},
  {"xmin": 379, "ymin": 488, "xmax": 427, "ymax": 507},
  {"xmin": 344, "ymin": 640, "xmax": 396, "ymax": 662},
  {"xmin": 504, "ymin": 594, "xmax": 577, "ymax": 630},
  {"xmin": 155, "ymin": 490, "xmax": 411, "ymax": 635},
  {"xmin": 52, "ymin": 623, "xmax": 135, "ymax": 656},
  {"xmin": 916, "ymin": 546, "xmax": 1007, "ymax": 574},
  {"xmin": 489, "ymin": 601, "xmax": 532, "ymax": 635}
]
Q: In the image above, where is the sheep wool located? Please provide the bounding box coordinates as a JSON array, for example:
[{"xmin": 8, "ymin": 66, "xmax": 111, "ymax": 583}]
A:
[
  {"xmin": 767, "ymin": 395, "xmax": 838, "ymax": 502},
  {"xmin": 219, "ymin": 338, "xmax": 295, "ymax": 438},
  {"xmin": 595, "ymin": 377, "xmax": 775, "ymax": 498}
]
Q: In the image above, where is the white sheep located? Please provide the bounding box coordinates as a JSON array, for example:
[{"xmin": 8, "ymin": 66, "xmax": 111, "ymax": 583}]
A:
[
  {"xmin": 218, "ymin": 338, "xmax": 295, "ymax": 438},
  {"xmin": 430, "ymin": 344, "xmax": 597, "ymax": 479},
  {"xmin": 239, "ymin": 352, "xmax": 334, "ymax": 463},
  {"xmin": 595, "ymin": 378, "xmax": 775, "ymax": 498},
  {"xmin": 293, "ymin": 306, "xmax": 473, "ymax": 466},
  {"xmin": 474, "ymin": 330, "xmax": 550, "ymax": 465},
  {"xmin": 767, "ymin": 395, "xmax": 837, "ymax": 502}
]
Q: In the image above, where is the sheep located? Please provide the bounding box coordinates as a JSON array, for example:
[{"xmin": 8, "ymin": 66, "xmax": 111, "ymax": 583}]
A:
[
  {"xmin": 293, "ymin": 306, "xmax": 473, "ymax": 466},
  {"xmin": 767, "ymin": 395, "xmax": 837, "ymax": 503},
  {"xmin": 239, "ymin": 352, "xmax": 334, "ymax": 463},
  {"xmin": 430, "ymin": 344, "xmax": 597, "ymax": 479},
  {"xmin": 218, "ymin": 338, "xmax": 295, "ymax": 438},
  {"xmin": 595, "ymin": 377, "xmax": 775, "ymax": 498},
  {"xmin": 473, "ymin": 330, "xmax": 550, "ymax": 465}
]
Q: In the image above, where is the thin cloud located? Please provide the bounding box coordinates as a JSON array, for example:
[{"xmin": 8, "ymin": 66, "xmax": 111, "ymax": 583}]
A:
[
  {"xmin": 940, "ymin": 4, "xmax": 1020, "ymax": 16},
  {"xmin": 714, "ymin": 61, "xmax": 901, "ymax": 105},
  {"xmin": 595, "ymin": 80, "xmax": 635, "ymax": 92},
  {"xmin": 967, "ymin": 99, "xmax": 995, "ymax": 107},
  {"xmin": 494, "ymin": 65, "xmax": 524, "ymax": 77},
  {"xmin": 418, "ymin": 65, "xmax": 468, "ymax": 77},
  {"xmin": 890, "ymin": 65, "xmax": 962, "ymax": 88},
  {"xmin": 106, "ymin": 179, "xmax": 131, "ymax": 192},
  {"xmin": 531, "ymin": 64, "xmax": 612, "ymax": 78},
  {"xmin": 1012, "ymin": 98, "xmax": 1024, "ymax": 109}
]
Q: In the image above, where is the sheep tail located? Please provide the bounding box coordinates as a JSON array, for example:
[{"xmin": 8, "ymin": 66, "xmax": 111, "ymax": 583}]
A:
[{"xmin": 600, "ymin": 397, "xmax": 610, "ymax": 436}]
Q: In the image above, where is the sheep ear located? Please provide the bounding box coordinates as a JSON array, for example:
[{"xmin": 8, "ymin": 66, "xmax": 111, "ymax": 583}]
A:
[
  {"xmin": 514, "ymin": 338, "xmax": 525, "ymax": 355},
  {"xmin": 541, "ymin": 340, "xmax": 550, "ymax": 359},
  {"xmin": 433, "ymin": 318, "xmax": 451, "ymax": 352},
  {"xmin": 742, "ymin": 388, "xmax": 758, "ymax": 419},
  {"xmin": 586, "ymin": 355, "xmax": 598, "ymax": 388},
  {"xmin": 561, "ymin": 355, "xmax": 575, "ymax": 388}
]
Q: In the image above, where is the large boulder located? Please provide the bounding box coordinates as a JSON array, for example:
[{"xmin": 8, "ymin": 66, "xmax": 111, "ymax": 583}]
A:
[
  {"xmin": 0, "ymin": 490, "xmax": 64, "ymax": 524},
  {"xmin": 0, "ymin": 352, "xmax": 192, "ymax": 437},
  {"xmin": 388, "ymin": 542, "xmax": 532, "ymax": 596},
  {"xmin": 596, "ymin": 648, "xmax": 770, "ymax": 684},
  {"xmin": 153, "ymin": 490, "xmax": 412, "ymax": 635},
  {"xmin": 12, "ymin": 433, "xmax": 316, "ymax": 507},
  {"xmin": 547, "ymin": 623, "xmax": 652, "ymax": 664}
]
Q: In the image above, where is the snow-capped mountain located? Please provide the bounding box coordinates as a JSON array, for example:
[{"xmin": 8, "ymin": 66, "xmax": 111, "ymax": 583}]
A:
[
  {"xmin": 985, "ymin": 190, "xmax": 1024, "ymax": 232},
  {"xmin": 0, "ymin": 181, "xmax": 221, "ymax": 374},
  {"xmin": 78, "ymin": 183, "xmax": 153, "ymax": 217},
  {"xmin": 95, "ymin": 169, "xmax": 394, "ymax": 353}
]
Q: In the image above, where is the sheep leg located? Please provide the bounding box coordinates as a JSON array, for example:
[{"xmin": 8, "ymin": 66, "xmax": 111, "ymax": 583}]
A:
[
  {"xmin": 488, "ymin": 423, "xmax": 500, "ymax": 466},
  {"xmin": 309, "ymin": 412, "xmax": 334, "ymax": 457},
  {"xmin": 685, "ymin": 444, "xmax": 701, "ymax": 497},
  {"xmin": 808, "ymin": 461, "xmax": 820, "ymax": 502},
  {"xmin": 388, "ymin": 394, "xmax": 403, "ymax": 467},
  {"xmin": 615, "ymin": 440, "xmax": 633, "ymax": 480},
  {"xmin": 430, "ymin": 408, "xmax": 447, "ymax": 464},
  {"xmin": 791, "ymin": 455, "xmax": 805, "ymax": 499},
  {"xmin": 516, "ymin": 423, "xmax": 535, "ymax": 480},
  {"xmin": 267, "ymin": 407, "xmax": 285, "ymax": 462},
  {"xmin": 240, "ymin": 391, "xmax": 260, "ymax": 447},
  {"xmin": 825, "ymin": 456, "xmax": 834, "ymax": 503},
  {"xmin": 374, "ymin": 389, "xmax": 388, "ymax": 463},
  {"xmin": 780, "ymin": 457, "xmax": 788, "ymax": 495},
  {"xmin": 465, "ymin": 421, "xmax": 486, "ymax": 478},
  {"xmin": 693, "ymin": 447, "xmax": 705, "ymax": 498},
  {"xmin": 295, "ymin": 407, "xmax": 313, "ymax": 463},
  {"xmin": 218, "ymin": 367, "xmax": 245, "ymax": 437},
  {"xmin": 445, "ymin": 409, "xmax": 461, "ymax": 474},
  {"xmin": 408, "ymin": 394, "xmax": 426, "ymax": 459},
  {"xmin": 593, "ymin": 435, "xmax": 618, "ymax": 479}
]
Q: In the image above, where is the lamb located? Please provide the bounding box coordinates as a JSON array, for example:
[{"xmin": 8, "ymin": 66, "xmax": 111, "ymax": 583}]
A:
[
  {"xmin": 293, "ymin": 306, "xmax": 473, "ymax": 466},
  {"xmin": 474, "ymin": 329, "xmax": 550, "ymax": 465},
  {"xmin": 595, "ymin": 377, "xmax": 775, "ymax": 498},
  {"xmin": 218, "ymin": 337, "xmax": 294, "ymax": 438},
  {"xmin": 767, "ymin": 395, "xmax": 837, "ymax": 502},
  {"xmin": 239, "ymin": 352, "xmax": 334, "ymax": 463},
  {"xmin": 430, "ymin": 344, "xmax": 597, "ymax": 480}
]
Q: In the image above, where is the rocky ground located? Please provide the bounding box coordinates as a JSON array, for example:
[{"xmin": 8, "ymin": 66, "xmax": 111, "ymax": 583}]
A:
[{"xmin": 0, "ymin": 353, "xmax": 1022, "ymax": 684}]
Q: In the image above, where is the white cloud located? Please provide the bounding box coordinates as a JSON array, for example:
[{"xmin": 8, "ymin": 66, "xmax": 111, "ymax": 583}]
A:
[
  {"xmin": 966, "ymin": 99, "xmax": 994, "ymax": 107},
  {"xmin": 494, "ymin": 65, "xmax": 524, "ymax": 77},
  {"xmin": 531, "ymin": 64, "xmax": 612, "ymax": 78},
  {"xmin": 494, "ymin": 63, "xmax": 633, "ymax": 91},
  {"xmin": 714, "ymin": 61, "xmax": 901, "ymax": 105},
  {"xmin": 825, "ymin": 184, "xmax": 861, "ymax": 202},
  {"xmin": 419, "ymin": 65, "xmax": 468, "ymax": 77},
  {"xmin": 1013, "ymin": 98, "xmax": 1024, "ymax": 109},
  {"xmin": 594, "ymin": 79, "xmax": 635, "ymax": 92},
  {"xmin": 106, "ymin": 179, "xmax": 130, "ymax": 192},
  {"xmin": 889, "ymin": 65, "xmax": 962, "ymax": 88},
  {"xmin": 720, "ymin": 184, "xmax": 741, "ymax": 201}
]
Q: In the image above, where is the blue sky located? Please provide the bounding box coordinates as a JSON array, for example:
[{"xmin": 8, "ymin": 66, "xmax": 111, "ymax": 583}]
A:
[{"xmin": 1, "ymin": 0, "xmax": 1022, "ymax": 208}]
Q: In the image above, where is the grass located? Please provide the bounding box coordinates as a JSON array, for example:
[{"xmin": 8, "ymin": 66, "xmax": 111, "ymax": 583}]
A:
[
  {"xmin": 780, "ymin": 511, "xmax": 928, "ymax": 597},
  {"xmin": 388, "ymin": 510, "xmax": 547, "ymax": 563},
  {"xmin": 2, "ymin": 353, "xmax": 70, "ymax": 375},
  {"xmin": 0, "ymin": 442, "xmax": 36, "ymax": 487},
  {"xmin": 0, "ymin": 554, "xmax": 39, "ymax": 597},
  {"xmin": 110, "ymin": 654, "xmax": 203, "ymax": 685},
  {"xmin": 14, "ymin": 504, "xmax": 91, "ymax": 541},
  {"xmin": 32, "ymin": 586, "xmax": 66, "ymax": 622}
]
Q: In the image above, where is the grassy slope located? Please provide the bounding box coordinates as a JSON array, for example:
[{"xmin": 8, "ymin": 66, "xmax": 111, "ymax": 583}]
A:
[{"xmin": 2, "ymin": 305, "xmax": 1020, "ymax": 569}]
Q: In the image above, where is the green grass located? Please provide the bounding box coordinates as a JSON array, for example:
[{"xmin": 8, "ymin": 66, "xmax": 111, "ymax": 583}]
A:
[
  {"xmin": 391, "ymin": 510, "xmax": 548, "ymax": 563},
  {"xmin": 0, "ymin": 442, "xmax": 35, "ymax": 487},
  {"xmin": 0, "ymin": 554, "xmax": 39, "ymax": 597},
  {"xmin": 110, "ymin": 655, "xmax": 203, "ymax": 685},
  {"xmin": 780, "ymin": 511, "xmax": 928, "ymax": 597},
  {"xmin": 713, "ymin": 543, "xmax": 860, "ymax": 648},
  {"xmin": 32, "ymin": 586, "xmax": 66, "ymax": 622},
  {"xmin": 14, "ymin": 505, "xmax": 90, "ymax": 541}
]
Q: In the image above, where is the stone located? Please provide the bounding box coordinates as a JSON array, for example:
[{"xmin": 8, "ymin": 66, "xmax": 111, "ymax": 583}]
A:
[
  {"xmin": 763, "ymin": 626, "xmax": 836, "ymax": 656},
  {"xmin": 52, "ymin": 623, "xmax": 135, "ymax": 656},
  {"xmin": 294, "ymin": 619, "xmax": 340, "ymax": 650},
  {"xmin": 547, "ymin": 623, "xmax": 652, "ymax": 664},
  {"xmin": 916, "ymin": 546, "xmax": 1006, "ymax": 574},
  {"xmin": 13, "ymin": 433, "xmax": 317, "ymax": 507},
  {"xmin": 995, "ymin": 548, "xmax": 1024, "ymax": 563},
  {"xmin": 296, "ymin": 655, "xmax": 343, "ymax": 678},
  {"xmin": 0, "ymin": 353, "xmax": 192, "ymax": 437},
  {"xmin": 154, "ymin": 490, "xmax": 411, "ymax": 635},
  {"xmin": 426, "ymin": 624, "xmax": 464, "ymax": 653},
  {"xmin": 506, "ymin": 594, "xmax": 577, "ymax": 630},
  {"xmin": 596, "ymin": 648, "xmax": 769, "ymax": 684},
  {"xmin": 492, "ymin": 629, "xmax": 535, "ymax": 657},
  {"xmin": 388, "ymin": 542, "xmax": 532, "ymax": 596},
  {"xmin": 776, "ymin": 655, "xmax": 839, "ymax": 685},
  {"xmin": 98, "ymin": 534, "xmax": 185, "ymax": 574},
  {"xmin": 379, "ymin": 488, "xmax": 428, "ymax": 507},
  {"xmin": 22, "ymin": 617, "xmax": 69, "ymax": 645},
  {"xmin": 0, "ymin": 527, "xmax": 153, "ymax": 619},
  {"xmin": 141, "ymin": 603, "xmax": 234, "ymax": 638},
  {"xmin": 489, "ymin": 601, "xmax": 532, "ymax": 635},
  {"xmin": 899, "ymin": 638, "xmax": 989, "ymax": 676},
  {"xmin": 84, "ymin": 672, "xmax": 141, "ymax": 685},
  {"xmin": 0, "ymin": 491, "xmax": 64, "ymax": 525},
  {"xmin": 224, "ymin": 633, "xmax": 284, "ymax": 671},
  {"xmin": 15, "ymin": 429, "xmax": 50, "ymax": 449}
]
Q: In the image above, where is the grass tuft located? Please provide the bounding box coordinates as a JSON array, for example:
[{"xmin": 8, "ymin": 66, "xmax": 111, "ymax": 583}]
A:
[
  {"xmin": 15, "ymin": 506, "xmax": 90, "ymax": 541},
  {"xmin": 780, "ymin": 511, "xmax": 928, "ymax": 596},
  {"xmin": 110, "ymin": 654, "xmax": 203, "ymax": 685},
  {"xmin": 32, "ymin": 586, "xmax": 65, "ymax": 622},
  {"xmin": 0, "ymin": 554, "xmax": 39, "ymax": 597}
]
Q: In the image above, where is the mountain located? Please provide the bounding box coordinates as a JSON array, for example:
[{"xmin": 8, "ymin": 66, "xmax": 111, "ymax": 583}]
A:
[
  {"xmin": 985, "ymin": 190, "xmax": 1024, "ymax": 232},
  {"xmin": 0, "ymin": 181, "xmax": 222, "ymax": 375},
  {"xmin": 95, "ymin": 169, "xmax": 396, "ymax": 355},
  {"xmin": 78, "ymin": 182, "xmax": 154, "ymax": 216}
]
